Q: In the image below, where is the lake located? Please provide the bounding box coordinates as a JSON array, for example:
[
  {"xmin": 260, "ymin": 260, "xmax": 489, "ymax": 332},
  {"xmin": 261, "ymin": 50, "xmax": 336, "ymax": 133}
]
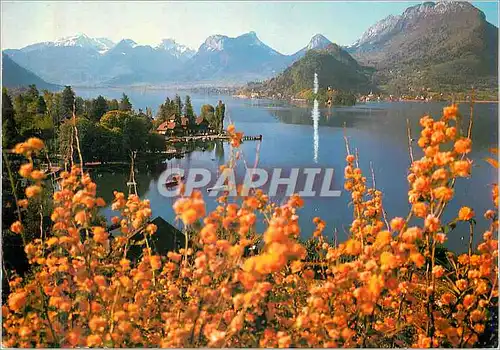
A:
[{"xmin": 75, "ymin": 87, "xmax": 498, "ymax": 252}]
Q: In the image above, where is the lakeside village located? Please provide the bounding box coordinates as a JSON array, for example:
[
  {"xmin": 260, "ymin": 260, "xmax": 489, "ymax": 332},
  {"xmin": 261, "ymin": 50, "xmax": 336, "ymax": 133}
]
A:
[{"xmin": 234, "ymin": 87, "xmax": 496, "ymax": 104}]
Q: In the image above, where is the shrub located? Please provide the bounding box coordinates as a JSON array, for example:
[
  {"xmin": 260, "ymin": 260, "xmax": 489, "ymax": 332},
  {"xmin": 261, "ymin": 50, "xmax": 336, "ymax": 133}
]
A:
[{"xmin": 2, "ymin": 105, "xmax": 498, "ymax": 348}]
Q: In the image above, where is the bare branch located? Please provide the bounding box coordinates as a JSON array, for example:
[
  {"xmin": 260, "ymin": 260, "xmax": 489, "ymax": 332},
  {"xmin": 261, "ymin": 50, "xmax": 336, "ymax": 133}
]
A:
[{"xmin": 406, "ymin": 119, "xmax": 414, "ymax": 164}]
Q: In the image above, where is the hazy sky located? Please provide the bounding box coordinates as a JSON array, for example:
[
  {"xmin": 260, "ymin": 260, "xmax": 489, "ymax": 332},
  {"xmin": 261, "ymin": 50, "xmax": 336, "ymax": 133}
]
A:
[{"xmin": 2, "ymin": 1, "xmax": 498, "ymax": 54}]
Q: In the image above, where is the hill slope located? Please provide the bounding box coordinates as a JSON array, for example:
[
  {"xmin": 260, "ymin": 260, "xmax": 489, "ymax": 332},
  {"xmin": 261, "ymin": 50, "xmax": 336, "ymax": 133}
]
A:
[
  {"xmin": 244, "ymin": 44, "xmax": 374, "ymax": 98},
  {"xmin": 2, "ymin": 54, "xmax": 61, "ymax": 91},
  {"xmin": 348, "ymin": 1, "xmax": 498, "ymax": 93}
]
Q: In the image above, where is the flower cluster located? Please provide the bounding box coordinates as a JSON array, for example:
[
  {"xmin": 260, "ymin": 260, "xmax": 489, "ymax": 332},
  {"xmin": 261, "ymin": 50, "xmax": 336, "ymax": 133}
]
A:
[{"xmin": 2, "ymin": 106, "xmax": 498, "ymax": 348}]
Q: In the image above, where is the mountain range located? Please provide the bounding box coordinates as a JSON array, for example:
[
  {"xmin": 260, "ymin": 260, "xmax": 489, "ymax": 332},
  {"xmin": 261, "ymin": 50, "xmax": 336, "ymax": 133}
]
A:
[
  {"xmin": 346, "ymin": 1, "xmax": 498, "ymax": 92},
  {"xmin": 2, "ymin": 1, "xmax": 498, "ymax": 93},
  {"xmin": 3, "ymin": 31, "xmax": 327, "ymax": 87},
  {"xmin": 2, "ymin": 53, "xmax": 60, "ymax": 91}
]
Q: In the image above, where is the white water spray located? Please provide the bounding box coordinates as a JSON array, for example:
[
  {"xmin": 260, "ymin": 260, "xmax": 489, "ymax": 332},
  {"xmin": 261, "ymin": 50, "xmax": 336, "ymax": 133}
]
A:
[
  {"xmin": 313, "ymin": 72, "xmax": 319, "ymax": 94},
  {"xmin": 311, "ymin": 71, "xmax": 320, "ymax": 163}
]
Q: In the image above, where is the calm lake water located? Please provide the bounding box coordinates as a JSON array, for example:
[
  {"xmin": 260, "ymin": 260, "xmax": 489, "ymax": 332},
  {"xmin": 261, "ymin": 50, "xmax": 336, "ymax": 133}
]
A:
[{"xmin": 75, "ymin": 87, "xmax": 498, "ymax": 252}]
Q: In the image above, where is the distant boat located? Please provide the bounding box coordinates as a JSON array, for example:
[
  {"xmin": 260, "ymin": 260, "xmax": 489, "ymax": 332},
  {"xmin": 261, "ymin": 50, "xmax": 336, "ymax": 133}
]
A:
[
  {"xmin": 207, "ymin": 185, "xmax": 229, "ymax": 192},
  {"xmin": 164, "ymin": 175, "xmax": 184, "ymax": 188}
]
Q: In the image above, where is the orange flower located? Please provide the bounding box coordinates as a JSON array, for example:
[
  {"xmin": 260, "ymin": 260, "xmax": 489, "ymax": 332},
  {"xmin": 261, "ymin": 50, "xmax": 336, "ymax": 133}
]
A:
[
  {"xmin": 74, "ymin": 211, "xmax": 88, "ymax": 226},
  {"xmin": 8, "ymin": 291, "xmax": 27, "ymax": 311},
  {"xmin": 92, "ymin": 226, "xmax": 109, "ymax": 244},
  {"xmin": 413, "ymin": 176, "xmax": 431, "ymax": 193},
  {"xmin": 18, "ymin": 163, "xmax": 33, "ymax": 178},
  {"xmin": 10, "ymin": 221, "xmax": 23, "ymax": 234},
  {"xmin": 445, "ymin": 127, "xmax": 457, "ymax": 140},
  {"xmin": 442, "ymin": 104, "xmax": 458, "ymax": 120},
  {"xmin": 86, "ymin": 334, "xmax": 102, "ymax": 347},
  {"xmin": 463, "ymin": 294, "xmax": 476, "ymax": 309},
  {"xmin": 380, "ymin": 251, "xmax": 398, "ymax": 271},
  {"xmin": 458, "ymin": 206, "xmax": 474, "ymax": 221},
  {"xmin": 30, "ymin": 170, "xmax": 46, "ymax": 181},
  {"xmin": 452, "ymin": 160, "xmax": 472, "ymax": 177},
  {"xmin": 410, "ymin": 253, "xmax": 425, "ymax": 268},
  {"xmin": 25, "ymin": 185, "xmax": 42, "ymax": 198},
  {"xmin": 26, "ymin": 137, "xmax": 45, "ymax": 150},
  {"xmin": 433, "ymin": 186, "xmax": 454, "ymax": 202},
  {"xmin": 146, "ymin": 223, "xmax": 158, "ymax": 235},
  {"xmin": 432, "ymin": 265, "xmax": 445, "ymax": 278},
  {"xmin": 454, "ymin": 138, "xmax": 472, "ymax": 154},
  {"xmin": 390, "ymin": 217, "xmax": 405, "ymax": 231},
  {"xmin": 424, "ymin": 214, "xmax": 440, "ymax": 232},
  {"xmin": 401, "ymin": 226, "xmax": 423, "ymax": 243},
  {"xmin": 412, "ymin": 202, "xmax": 428, "ymax": 218},
  {"xmin": 18, "ymin": 326, "xmax": 32, "ymax": 338}
]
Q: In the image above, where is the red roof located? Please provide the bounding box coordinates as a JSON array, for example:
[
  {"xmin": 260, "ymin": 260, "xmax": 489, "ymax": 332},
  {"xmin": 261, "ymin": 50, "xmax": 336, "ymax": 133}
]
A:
[
  {"xmin": 157, "ymin": 120, "xmax": 170, "ymax": 131},
  {"xmin": 195, "ymin": 116, "xmax": 205, "ymax": 125}
]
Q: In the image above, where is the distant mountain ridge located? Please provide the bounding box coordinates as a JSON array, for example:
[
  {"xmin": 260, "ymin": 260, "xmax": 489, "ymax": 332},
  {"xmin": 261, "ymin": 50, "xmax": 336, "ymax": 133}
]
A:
[
  {"xmin": 3, "ymin": 1, "xmax": 498, "ymax": 92},
  {"xmin": 2, "ymin": 53, "xmax": 61, "ymax": 91},
  {"xmin": 3, "ymin": 32, "xmax": 337, "ymax": 86},
  {"xmin": 347, "ymin": 1, "xmax": 498, "ymax": 92}
]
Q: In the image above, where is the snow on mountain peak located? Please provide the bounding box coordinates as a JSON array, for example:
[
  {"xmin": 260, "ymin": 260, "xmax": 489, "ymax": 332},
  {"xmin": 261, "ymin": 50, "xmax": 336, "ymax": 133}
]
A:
[
  {"xmin": 53, "ymin": 34, "xmax": 115, "ymax": 53},
  {"xmin": 353, "ymin": 14, "xmax": 401, "ymax": 47},
  {"xmin": 202, "ymin": 35, "xmax": 228, "ymax": 51},
  {"xmin": 306, "ymin": 34, "xmax": 332, "ymax": 50},
  {"xmin": 156, "ymin": 39, "xmax": 195, "ymax": 58}
]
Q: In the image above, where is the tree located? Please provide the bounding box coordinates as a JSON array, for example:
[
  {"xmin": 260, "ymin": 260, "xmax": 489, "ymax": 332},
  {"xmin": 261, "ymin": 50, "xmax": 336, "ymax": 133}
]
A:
[
  {"xmin": 2, "ymin": 89, "xmax": 18, "ymax": 149},
  {"xmin": 215, "ymin": 100, "xmax": 226, "ymax": 133},
  {"xmin": 36, "ymin": 96, "xmax": 47, "ymax": 115},
  {"xmin": 26, "ymin": 85, "xmax": 39, "ymax": 102},
  {"xmin": 61, "ymin": 86, "xmax": 76, "ymax": 119},
  {"xmin": 184, "ymin": 95, "xmax": 195, "ymax": 125},
  {"xmin": 200, "ymin": 104, "xmax": 215, "ymax": 131},
  {"xmin": 174, "ymin": 95, "xmax": 182, "ymax": 118},
  {"xmin": 91, "ymin": 95, "xmax": 108, "ymax": 122},
  {"xmin": 108, "ymin": 99, "xmax": 119, "ymax": 111},
  {"xmin": 145, "ymin": 107, "xmax": 153, "ymax": 121},
  {"xmin": 119, "ymin": 93, "xmax": 132, "ymax": 112}
]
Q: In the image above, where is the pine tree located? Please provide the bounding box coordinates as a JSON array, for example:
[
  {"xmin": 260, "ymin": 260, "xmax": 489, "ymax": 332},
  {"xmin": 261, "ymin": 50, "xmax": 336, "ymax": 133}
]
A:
[
  {"xmin": 61, "ymin": 86, "xmax": 75, "ymax": 119},
  {"xmin": 184, "ymin": 95, "xmax": 195, "ymax": 125},
  {"xmin": 92, "ymin": 95, "xmax": 108, "ymax": 122},
  {"xmin": 215, "ymin": 100, "xmax": 225, "ymax": 133},
  {"xmin": 36, "ymin": 96, "xmax": 47, "ymax": 114},
  {"xmin": 174, "ymin": 94, "xmax": 182, "ymax": 117},
  {"xmin": 2, "ymin": 88, "xmax": 18, "ymax": 149},
  {"xmin": 119, "ymin": 93, "xmax": 132, "ymax": 111}
]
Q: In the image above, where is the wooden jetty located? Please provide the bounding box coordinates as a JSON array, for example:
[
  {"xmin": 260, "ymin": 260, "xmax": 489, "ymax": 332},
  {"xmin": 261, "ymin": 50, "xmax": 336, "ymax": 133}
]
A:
[{"xmin": 167, "ymin": 134, "xmax": 262, "ymax": 143}]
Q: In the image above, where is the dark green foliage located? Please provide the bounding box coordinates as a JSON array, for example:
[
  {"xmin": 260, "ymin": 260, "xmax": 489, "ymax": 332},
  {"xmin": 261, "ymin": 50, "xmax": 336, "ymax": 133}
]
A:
[
  {"xmin": 61, "ymin": 85, "xmax": 75, "ymax": 119},
  {"xmin": 200, "ymin": 104, "xmax": 215, "ymax": 130},
  {"xmin": 214, "ymin": 100, "xmax": 226, "ymax": 133},
  {"xmin": 119, "ymin": 93, "xmax": 133, "ymax": 112},
  {"xmin": 147, "ymin": 133, "xmax": 166, "ymax": 154},
  {"xmin": 108, "ymin": 99, "xmax": 119, "ymax": 111},
  {"xmin": 244, "ymin": 45, "xmax": 373, "ymax": 100},
  {"xmin": 184, "ymin": 95, "xmax": 195, "ymax": 125},
  {"xmin": 2, "ymin": 89, "xmax": 18, "ymax": 149},
  {"xmin": 36, "ymin": 96, "xmax": 47, "ymax": 114},
  {"xmin": 174, "ymin": 94, "xmax": 183, "ymax": 117},
  {"xmin": 88, "ymin": 95, "xmax": 108, "ymax": 123}
]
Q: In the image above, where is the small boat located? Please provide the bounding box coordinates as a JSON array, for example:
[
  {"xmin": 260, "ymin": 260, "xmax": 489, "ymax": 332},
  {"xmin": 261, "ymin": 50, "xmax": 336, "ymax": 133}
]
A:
[
  {"xmin": 165, "ymin": 175, "xmax": 185, "ymax": 188},
  {"xmin": 207, "ymin": 185, "xmax": 229, "ymax": 192}
]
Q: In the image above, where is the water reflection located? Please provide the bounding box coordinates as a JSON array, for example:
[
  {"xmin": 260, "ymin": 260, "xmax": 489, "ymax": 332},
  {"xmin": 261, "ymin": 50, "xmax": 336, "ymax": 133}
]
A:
[{"xmin": 312, "ymin": 99, "xmax": 320, "ymax": 163}]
